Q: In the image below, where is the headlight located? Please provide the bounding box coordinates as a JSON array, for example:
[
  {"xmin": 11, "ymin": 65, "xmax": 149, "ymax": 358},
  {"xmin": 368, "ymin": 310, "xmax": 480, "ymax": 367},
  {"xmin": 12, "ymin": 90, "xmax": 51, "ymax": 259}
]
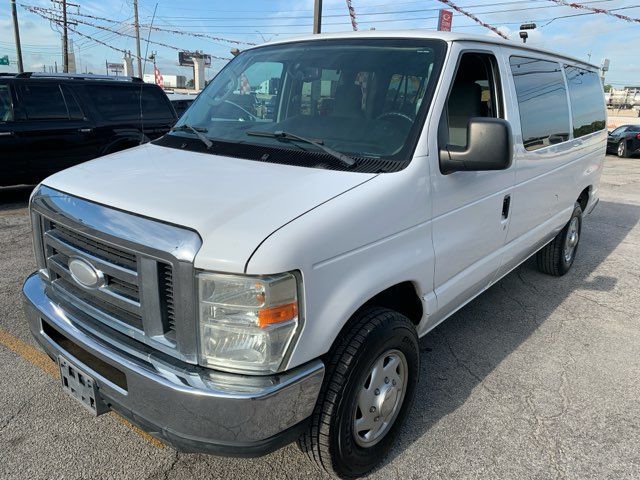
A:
[{"xmin": 197, "ymin": 271, "xmax": 300, "ymax": 374}]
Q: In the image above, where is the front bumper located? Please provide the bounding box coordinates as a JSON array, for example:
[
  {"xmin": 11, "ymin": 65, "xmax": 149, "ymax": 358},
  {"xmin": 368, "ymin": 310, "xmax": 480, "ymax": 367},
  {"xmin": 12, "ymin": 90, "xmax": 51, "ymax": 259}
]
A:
[{"xmin": 22, "ymin": 273, "xmax": 324, "ymax": 456}]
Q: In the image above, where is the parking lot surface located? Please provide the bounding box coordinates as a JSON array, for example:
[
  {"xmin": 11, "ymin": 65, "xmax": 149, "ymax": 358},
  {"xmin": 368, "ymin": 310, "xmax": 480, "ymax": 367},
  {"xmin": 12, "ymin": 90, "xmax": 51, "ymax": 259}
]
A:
[{"xmin": 1, "ymin": 156, "xmax": 639, "ymax": 479}]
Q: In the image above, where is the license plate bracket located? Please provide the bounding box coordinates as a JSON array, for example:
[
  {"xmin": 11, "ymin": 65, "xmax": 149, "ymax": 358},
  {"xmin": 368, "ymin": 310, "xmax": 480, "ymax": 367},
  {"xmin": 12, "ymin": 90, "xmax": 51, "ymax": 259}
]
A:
[{"xmin": 58, "ymin": 355, "xmax": 109, "ymax": 416}]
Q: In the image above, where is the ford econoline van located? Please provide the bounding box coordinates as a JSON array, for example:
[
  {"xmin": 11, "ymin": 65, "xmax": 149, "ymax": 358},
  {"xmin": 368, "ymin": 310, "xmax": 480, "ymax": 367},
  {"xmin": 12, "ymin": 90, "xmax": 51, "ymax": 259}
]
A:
[{"xmin": 22, "ymin": 31, "xmax": 605, "ymax": 478}]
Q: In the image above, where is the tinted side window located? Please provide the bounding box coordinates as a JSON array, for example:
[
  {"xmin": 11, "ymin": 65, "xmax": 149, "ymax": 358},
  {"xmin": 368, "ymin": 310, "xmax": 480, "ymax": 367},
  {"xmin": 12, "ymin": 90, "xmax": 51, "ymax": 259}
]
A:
[
  {"xmin": 509, "ymin": 56, "xmax": 570, "ymax": 151},
  {"xmin": 565, "ymin": 66, "xmax": 605, "ymax": 138},
  {"xmin": 0, "ymin": 84, "xmax": 13, "ymax": 122},
  {"xmin": 87, "ymin": 85, "xmax": 141, "ymax": 121},
  {"xmin": 61, "ymin": 85, "xmax": 85, "ymax": 120},
  {"xmin": 140, "ymin": 87, "xmax": 175, "ymax": 120},
  {"xmin": 19, "ymin": 83, "xmax": 68, "ymax": 120}
]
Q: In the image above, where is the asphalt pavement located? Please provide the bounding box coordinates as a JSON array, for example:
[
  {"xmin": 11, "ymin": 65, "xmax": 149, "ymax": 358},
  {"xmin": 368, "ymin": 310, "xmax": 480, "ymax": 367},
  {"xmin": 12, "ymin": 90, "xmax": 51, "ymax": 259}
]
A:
[{"xmin": 1, "ymin": 155, "xmax": 639, "ymax": 479}]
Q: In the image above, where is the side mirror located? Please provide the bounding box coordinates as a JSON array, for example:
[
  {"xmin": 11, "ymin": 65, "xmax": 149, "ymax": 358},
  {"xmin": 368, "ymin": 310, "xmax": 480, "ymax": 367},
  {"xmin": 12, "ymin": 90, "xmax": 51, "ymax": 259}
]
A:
[{"xmin": 439, "ymin": 117, "xmax": 512, "ymax": 175}]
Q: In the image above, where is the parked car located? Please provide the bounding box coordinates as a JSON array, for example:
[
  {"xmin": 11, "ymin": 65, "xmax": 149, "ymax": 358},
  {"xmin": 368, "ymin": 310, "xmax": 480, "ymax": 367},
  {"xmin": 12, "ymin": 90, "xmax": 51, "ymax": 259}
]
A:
[
  {"xmin": 165, "ymin": 92, "xmax": 197, "ymax": 118},
  {"xmin": 0, "ymin": 73, "xmax": 176, "ymax": 186},
  {"xmin": 22, "ymin": 31, "xmax": 605, "ymax": 478},
  {"xmin": 606, "ymin": 124, "xmax": 640, "ymax": 157}
]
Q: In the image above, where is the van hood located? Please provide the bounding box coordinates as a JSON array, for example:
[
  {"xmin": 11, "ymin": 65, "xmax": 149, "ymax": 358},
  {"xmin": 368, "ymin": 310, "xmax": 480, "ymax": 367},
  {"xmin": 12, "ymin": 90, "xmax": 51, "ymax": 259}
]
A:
[{"xmin": 42, "ymin": 143, "xmax": 376, "ymax": 272}]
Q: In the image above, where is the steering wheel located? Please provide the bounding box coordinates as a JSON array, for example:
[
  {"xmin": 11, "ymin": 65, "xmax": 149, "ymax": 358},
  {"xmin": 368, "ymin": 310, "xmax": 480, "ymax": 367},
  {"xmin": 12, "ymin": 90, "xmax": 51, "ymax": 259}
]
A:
[{"xmin": 376, "ymin": 111, "xmax": 414, "ymax": 128}]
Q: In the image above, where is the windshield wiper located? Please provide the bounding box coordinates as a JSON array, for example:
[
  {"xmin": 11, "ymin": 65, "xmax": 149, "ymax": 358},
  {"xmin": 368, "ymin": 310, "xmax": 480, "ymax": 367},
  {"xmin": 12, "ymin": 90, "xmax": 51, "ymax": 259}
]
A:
[
  {"xmin": 171, "ymin": 124, "xmax": 213, "ymax": 149},
  {"xmin": 246, "ymin": 130, "xmax": 356, "ymax": 168}
]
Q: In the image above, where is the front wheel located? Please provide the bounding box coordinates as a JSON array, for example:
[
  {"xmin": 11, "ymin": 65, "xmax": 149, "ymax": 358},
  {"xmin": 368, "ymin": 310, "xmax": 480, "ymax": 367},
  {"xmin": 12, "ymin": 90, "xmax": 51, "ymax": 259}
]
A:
[
  {"xmin": 536, "ymin": 203, "xmax": 582, "ymax": 276},
  {"xmin": 298, "ymin": 307, "xmax": 419, "ymax": 478},
  {"xmin": 618, "ymin": 140, "xmax": 628, "ymax": 158}
]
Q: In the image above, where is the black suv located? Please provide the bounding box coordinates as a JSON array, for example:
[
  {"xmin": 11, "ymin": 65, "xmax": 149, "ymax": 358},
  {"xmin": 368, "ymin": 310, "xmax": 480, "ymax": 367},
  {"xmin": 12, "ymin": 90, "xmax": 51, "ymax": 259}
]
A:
[{"xmin": 0, "ymin": 73, "xmax": 177, "ymax": 186}]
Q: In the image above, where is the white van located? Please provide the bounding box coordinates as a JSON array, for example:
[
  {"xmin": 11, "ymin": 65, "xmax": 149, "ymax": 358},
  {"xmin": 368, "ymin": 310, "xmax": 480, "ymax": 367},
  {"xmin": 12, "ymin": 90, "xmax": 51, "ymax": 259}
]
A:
[{"xmin": 23, "ymin": 31, "xmax": 605, "ymax": 477}]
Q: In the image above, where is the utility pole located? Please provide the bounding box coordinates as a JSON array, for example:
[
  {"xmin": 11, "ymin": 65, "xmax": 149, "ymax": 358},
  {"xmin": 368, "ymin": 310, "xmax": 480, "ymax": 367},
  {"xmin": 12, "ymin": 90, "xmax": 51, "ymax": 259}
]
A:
[
  {"xmin": 133, "ymin": 0, "xmax": 143, "ymax": 78},
  {"xmin": 313, "ymin": 0, "xmax": 322, "ymax": 34},
  {"xmin": 62, "ymin": 0, "xmax": 69, "ymax": 72},
  {"xmin": 10, "ymin": 0, "xmax": 24, "ymax": 73}
]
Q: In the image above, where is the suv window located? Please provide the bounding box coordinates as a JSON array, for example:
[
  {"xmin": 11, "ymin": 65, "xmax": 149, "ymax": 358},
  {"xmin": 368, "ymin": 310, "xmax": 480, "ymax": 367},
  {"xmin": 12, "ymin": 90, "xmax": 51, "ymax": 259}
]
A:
[
  {"xmin": 443, "ymin": 52, "xmax": 502, "ymax": 148},
  {"xmin": 61, "ymin": 85, "xmax": 85, "ymax": 120},
  {"xmin": 141, "ymin": 87, "xmax": 175, "ymax": 120},
  {"xmin": 86, "ymin": 85, "xmax": 173, "ymax": 121},
  {"xmin": 564, "ymin": 66, "xmax": 606, "ymax": 138},
  {"xmin": 0, "ymin": 84, "xmax": 12, "ymax": 122},
  {"xmin": 510, "ymin": 56, "xmax": 571, "ymax": 151},
  {"xmin": 18, "ymin": 83, "xmax": 68, "ymax": 120}
]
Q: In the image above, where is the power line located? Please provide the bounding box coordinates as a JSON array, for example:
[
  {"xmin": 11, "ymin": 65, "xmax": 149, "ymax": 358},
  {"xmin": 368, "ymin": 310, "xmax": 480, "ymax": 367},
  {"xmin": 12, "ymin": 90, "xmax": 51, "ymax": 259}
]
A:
[
  {"xmin": 22, "ymin": 5, "xmax": 232, "ymax": 60},
  {"xmin": 20, "ymin": 4, "xmax": 255, "ymax": 46},
  {"xmin": 546, "ymin": 0, "xmax": 640, "ymax": 23}
]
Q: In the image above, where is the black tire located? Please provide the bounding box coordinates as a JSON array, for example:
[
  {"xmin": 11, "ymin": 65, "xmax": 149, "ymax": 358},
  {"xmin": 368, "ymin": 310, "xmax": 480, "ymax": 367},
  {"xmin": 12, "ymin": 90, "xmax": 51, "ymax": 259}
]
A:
[
  {"xmin": 536, "ymin": 203, "xmax": 582, "ymax": 276},
  {"xmin": 298, "ymin": 307, "xmax": 419, "ymax": 478},
  {"xmin": 617, "ymin": 140, "xmax": 628, "ymax": 158}
]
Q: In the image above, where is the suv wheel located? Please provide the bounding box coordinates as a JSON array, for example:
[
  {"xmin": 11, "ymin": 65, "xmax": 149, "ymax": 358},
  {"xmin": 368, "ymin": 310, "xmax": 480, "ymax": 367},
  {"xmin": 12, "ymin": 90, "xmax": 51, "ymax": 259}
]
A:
[
  {"xmin": 536, "ymin": 202, "xmax": 582, "ymax": 276},
  {"xmin": 298, "ymin": 307, "xmax": 419, "ymax": 478}
]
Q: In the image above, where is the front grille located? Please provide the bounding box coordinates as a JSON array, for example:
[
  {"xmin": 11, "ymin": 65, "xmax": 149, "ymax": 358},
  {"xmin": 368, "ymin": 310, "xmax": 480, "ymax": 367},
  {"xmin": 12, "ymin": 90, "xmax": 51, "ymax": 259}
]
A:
[
  {"xmin": 31, "ymin": 185, "xmax": 202, "ymax": 365},
  {"xmin": 42, "ymin": 220, "xmax": 147, "ymax": 333}
]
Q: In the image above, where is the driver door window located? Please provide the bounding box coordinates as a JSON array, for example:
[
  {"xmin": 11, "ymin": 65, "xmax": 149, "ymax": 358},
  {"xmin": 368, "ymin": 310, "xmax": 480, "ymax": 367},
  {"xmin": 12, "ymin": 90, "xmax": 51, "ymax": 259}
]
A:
[{"xmin": 442, "ymin": 52, "xmax": 502, "ymax": 147}]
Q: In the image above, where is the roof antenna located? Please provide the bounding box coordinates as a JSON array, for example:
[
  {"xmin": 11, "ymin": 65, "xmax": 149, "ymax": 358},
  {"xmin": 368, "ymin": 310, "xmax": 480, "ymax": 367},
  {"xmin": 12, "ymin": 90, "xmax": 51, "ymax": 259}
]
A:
[{"xmin": 138, "ymin": 2, "xmax": 158, "ymax": 146}]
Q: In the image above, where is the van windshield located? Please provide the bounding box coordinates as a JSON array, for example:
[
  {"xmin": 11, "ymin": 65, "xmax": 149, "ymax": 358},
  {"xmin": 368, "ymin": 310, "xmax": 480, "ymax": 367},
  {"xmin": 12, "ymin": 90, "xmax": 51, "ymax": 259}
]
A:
[{"xmin": 168, "ymin": 39, "xmax": 445, "ymax": 171}]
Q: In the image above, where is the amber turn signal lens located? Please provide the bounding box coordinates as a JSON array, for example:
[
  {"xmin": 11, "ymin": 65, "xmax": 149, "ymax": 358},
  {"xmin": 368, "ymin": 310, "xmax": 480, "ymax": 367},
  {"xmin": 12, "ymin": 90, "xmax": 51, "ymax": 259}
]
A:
[{"xmin": 258, "ymin": 302, "xmax": 298, "ymax": 328}]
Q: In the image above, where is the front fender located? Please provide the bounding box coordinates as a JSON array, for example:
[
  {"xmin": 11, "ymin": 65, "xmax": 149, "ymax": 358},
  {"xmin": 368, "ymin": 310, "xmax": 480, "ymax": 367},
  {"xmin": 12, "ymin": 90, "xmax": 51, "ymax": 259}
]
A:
[{"xmin": 245, "ymin": 158, "xmax": 434, "ymax": 369}]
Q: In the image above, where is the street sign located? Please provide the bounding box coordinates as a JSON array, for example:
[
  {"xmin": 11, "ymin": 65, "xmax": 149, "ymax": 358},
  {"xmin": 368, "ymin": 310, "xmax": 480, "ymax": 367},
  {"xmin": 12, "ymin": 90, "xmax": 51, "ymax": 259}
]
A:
[
  {"xmin": 0, "ymin": 55, "xmax": 9, "ymax": 66},
  {"xmin": 438, "ymin": 9, "xmax": 453, "ymax": 32},
  {"xmin": 178, "ymin": 51, "xmax": 212, "ymax": 67}
]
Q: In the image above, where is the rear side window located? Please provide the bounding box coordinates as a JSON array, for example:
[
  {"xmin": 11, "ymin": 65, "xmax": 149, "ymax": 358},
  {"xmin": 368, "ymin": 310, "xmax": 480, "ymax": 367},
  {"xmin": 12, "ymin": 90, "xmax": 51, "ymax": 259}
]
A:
[
  {"xmin": 140, "ymin": 87, "xmax": 175, "ymax": 120},
  {"xmin": 87, "ymin": 85, "xmax": 173, "ymax": 121},
  {"xmin": 0, "ymin": 84, "xmax": 12, "ymax": 122},
  {"xmin": 87, "ymin": 85, "xmax": 140, "ymax": 121},
  {"xmin": 19, "ymin": 83, "xmax": 68, "ymax": 120},
  {"xmin": 61, "ymin": 85, "xmax": 85, "ymax": 120},
  {"xmin": 509, "ymin": 56, "xmax": 570, "ymax": 151},
  {"xmin": 564, "ymin": 66, "xmax": 605, "ymax": 138}
]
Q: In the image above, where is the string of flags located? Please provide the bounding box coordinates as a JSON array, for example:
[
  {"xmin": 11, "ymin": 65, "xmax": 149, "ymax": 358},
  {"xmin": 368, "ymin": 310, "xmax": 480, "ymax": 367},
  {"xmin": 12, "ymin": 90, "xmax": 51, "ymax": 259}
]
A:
[
  {"xmin": 546, "ymin": 0, "xmax": 640, "ymax": 24},
  {"xmin": 345, "ymin": 0, "xmax": 359, "ymax": 31}
]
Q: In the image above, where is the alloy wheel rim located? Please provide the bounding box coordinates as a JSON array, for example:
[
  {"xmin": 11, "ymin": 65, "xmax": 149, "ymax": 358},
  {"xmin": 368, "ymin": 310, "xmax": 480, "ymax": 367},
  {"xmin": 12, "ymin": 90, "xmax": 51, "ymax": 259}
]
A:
[
  {"xmin": 564, "ymin": 217, "xmax": 579, "ymax": 262},
  {"xmin": 619, "ymin": 142, "xmax": 625, "ymax": 156},
  {"xmin": 352, "ymin": 349, "xmax": 408, "ymax": 447}
]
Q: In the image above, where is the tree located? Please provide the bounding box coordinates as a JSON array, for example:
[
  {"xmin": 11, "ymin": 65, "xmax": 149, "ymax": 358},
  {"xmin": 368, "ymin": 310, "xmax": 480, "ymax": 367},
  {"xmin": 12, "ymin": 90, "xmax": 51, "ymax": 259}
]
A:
[
  {"xmin": 186, "ymin": 79, "xmax": 194, "ymax": 88},
  {"xmin": 604, "ymin": 84, "xmax": 612, "ymax": 93}
]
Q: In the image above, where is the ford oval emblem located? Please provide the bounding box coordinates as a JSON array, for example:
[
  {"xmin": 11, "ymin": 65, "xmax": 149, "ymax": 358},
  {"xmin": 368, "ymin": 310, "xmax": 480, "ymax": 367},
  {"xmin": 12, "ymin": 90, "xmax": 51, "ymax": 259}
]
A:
[{"xmin": 68, "ymin": 257, "xmax": 105, "ymax": 289}]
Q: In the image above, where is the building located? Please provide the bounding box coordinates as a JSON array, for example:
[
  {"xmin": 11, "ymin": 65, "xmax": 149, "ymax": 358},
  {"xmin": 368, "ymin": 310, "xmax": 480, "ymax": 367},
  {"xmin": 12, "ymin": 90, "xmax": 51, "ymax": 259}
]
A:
[
  {"xmin": 607, "ymin": 86, "xmax": 640, "ymax": 109},
  {"xmin": 143, "ymin": 74, "xmax": 187, "ymax": 89}
]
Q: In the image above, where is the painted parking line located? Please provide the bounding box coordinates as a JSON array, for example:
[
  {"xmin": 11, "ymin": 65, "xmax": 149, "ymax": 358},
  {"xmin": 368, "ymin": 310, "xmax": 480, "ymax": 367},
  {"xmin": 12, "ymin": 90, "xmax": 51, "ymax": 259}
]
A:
[{"xmin": 0, "ymin": 327, "xmax": 164, "ymax": 449}]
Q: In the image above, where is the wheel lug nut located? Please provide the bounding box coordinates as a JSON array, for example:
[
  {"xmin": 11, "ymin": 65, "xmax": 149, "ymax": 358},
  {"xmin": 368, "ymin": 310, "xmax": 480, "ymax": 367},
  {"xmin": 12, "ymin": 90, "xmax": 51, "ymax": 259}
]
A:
[
  {"xmin": 392, "ymin": 379, "xmax": 397, "ymax": 386},
  {"xmin": 374, "ymin": 416, "xmax": 380, "ymax": 422},
  {"xmin": 374, "ymin": 388, "xmax": 380, "ymax": 395},
  {"xmin": 370, "ymin": 406, "xmax": 376, "ymax": 413},
  {"xmin": 385, "ymin": 377, "xmax": 389, "ymax": 384}
]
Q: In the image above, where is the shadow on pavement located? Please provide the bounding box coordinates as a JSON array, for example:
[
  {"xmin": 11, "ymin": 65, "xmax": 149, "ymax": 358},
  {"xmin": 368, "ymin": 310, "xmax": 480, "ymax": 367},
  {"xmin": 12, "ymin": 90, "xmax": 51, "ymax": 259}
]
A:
[
  {"xmin": 385, "ymin": 199, "xmax": 640, "ymax": 465},
  {"xmin": 0, "ymin": 185, "xmax": 35, "ymax": 212}
]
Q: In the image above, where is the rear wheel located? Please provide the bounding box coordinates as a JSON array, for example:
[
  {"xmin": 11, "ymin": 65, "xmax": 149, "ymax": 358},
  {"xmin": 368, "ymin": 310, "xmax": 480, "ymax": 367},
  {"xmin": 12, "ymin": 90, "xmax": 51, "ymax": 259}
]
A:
[
  {"xmin": 618, "ymin": 140, "xmax": 628, "ymax": 158},
  {"xmin": 298, "ymin": 307, "xmax": 419, "ymax": 478},
  {"xmin": 536, "ymin": 203, "xmax": 582, "ymax": 276}
]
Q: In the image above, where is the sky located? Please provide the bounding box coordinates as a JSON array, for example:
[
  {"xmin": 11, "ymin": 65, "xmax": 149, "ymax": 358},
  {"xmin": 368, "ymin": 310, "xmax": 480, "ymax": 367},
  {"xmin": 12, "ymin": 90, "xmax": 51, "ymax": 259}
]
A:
[{"xmin": 1, "ymin": 0, "xmax": 639, "ymax": 87}]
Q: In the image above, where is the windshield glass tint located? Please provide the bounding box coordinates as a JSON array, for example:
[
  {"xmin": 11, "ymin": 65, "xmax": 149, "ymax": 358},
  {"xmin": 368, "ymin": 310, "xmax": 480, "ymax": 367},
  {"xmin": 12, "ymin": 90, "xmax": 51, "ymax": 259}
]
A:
[{"xmin": 172, "ymin": 39, "xmax": 445, "ymax": 162}]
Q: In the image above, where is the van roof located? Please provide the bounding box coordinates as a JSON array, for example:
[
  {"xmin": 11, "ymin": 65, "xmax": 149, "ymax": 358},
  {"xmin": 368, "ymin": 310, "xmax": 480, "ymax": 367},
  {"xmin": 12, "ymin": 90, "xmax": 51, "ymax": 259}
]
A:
[{"xmin": 248, "ymin": 30, "xmax": 598, "ymax": 70}]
